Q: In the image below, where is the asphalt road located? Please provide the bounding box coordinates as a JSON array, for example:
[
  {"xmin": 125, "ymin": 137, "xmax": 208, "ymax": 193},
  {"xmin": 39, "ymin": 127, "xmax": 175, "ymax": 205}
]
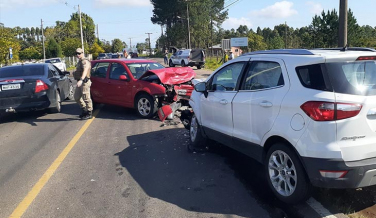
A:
[{"xmin": 0, "ymin": 101, "xmax": 273, "ymax": 218}]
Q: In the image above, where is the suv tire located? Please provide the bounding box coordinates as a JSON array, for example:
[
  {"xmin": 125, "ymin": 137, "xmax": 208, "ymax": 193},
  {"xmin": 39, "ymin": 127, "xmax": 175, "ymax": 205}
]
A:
[
  {"xmin": 188, "ymin": 114, "xmax": 207, "ymax": 152},
  {"xmin": 265, "ymin": 143, "xmax": 311, "ymax": 204},
  {"xmin": 169, "ymin": 60, "xmax": 175, "ymax": 67},
  {"xmin": 181, "ymin": 60, "xmax": 186, "ymax": 67}
]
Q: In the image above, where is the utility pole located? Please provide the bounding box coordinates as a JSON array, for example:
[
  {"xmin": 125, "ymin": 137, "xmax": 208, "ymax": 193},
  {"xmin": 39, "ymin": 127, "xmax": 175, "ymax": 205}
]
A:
[
  {"xmin": 338, "ymin": 0, "xmax": 348, "ymax": 47},
  {"xmin": 129, "ymin": 38, "xmax": 132, "ymax": 48},
  {"xmin": 285, "ymin": 21, "xmax": 287, "ymax": 49},
  {"xmin": 145, "ymin": 33, "xmax": 152, "ymax": 55},
  {"xmin": 186, "ymin": 0, "xmax": 191, "ymax": 49},
  {"xmin": 78, "ymin": 4, "xmax": 84, "ymax": 53},
  {"xmin": 96, "ymin": 24, "xmax": 99, "ymax": 42},
  {"xmin": 41, "ymin": 19, "xmax": 46, "ymax": 61}
]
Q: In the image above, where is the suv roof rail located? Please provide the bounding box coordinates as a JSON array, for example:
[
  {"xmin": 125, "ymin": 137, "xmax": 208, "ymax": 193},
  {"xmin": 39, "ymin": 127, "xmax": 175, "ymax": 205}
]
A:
[
  {"xmin": 312, "ymin": 47, "xmax": 376, "ymax": 52},
  {"xmin": 242, "ymin": 49, "xmax": 314, "ymax": 56}
]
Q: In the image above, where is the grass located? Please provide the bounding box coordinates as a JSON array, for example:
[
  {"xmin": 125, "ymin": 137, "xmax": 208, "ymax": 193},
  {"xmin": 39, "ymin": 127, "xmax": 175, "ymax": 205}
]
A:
[{"xmin": 205, "ymin": 56, "xmax": 223, "ymax": 70}]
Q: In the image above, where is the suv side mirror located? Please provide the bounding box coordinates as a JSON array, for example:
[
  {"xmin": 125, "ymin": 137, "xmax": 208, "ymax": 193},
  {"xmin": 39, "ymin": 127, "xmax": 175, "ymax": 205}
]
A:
[
  {"xmin": 194, "ymin": 82, "xmax": 207, "ymax": 92},
  {"xmin": 119, "ymin": 75, "xmax": 128, "ymax": 81},
  {"xmin": 64, "ymin": 71, "xmax": 70, "ymax": 76}
]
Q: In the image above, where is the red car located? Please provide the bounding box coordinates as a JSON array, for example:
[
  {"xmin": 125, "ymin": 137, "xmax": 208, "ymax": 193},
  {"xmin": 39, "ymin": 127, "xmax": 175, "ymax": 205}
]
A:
[{"xmin": 90, "ymin": 59, "xmax": 196, "ymax": 121}]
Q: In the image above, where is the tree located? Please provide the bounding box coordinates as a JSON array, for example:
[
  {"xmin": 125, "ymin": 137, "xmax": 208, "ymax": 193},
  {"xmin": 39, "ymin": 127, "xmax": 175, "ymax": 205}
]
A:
[
  {"xmin": 90, "ymin": 42, "xmax": 104, "ymax": 60},
  {"xmin": 151, "ymin": 0, "xmax": 227, "ymax": 48},
  {"xmin": 247, "ymin": 32, "xmax": 267, "ymax": 51},
  {"xmin": 111, "ymin": 38, "xmax": 123, "ymax": 53},
  {"xmin": 61, "ymin": 38, "xmax": 83, "ymax": 57},
  {"xmin": 46, "ymin": 38, "xmax": 62, "ymax": 58},
  {"xmin": 0, "ymin": 27, "xmax": 21, "ymax": 64},
  {"xmin": 19, "ymin": 46, "xmax": 41, "ymax": 60},
  {"xmin": 67, "ymin": 13, "xmax": 96, "ymax": 46}
]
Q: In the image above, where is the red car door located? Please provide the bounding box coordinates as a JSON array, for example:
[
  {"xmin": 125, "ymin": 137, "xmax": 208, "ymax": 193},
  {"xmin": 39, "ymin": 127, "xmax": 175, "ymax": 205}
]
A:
[
  {"xmin": 90, "ymin": 62, "xmax": 110, "ymax": 104},
  {"xmin": 106, "ymin": 62, "xmax": 133, "ymax": 107}
]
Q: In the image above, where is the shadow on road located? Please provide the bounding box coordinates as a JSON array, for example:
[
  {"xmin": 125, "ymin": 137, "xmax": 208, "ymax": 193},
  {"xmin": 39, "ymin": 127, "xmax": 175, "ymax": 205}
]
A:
[{"xmin": 114, "ymin": 128, "xmax": 308, "ymax": 218}]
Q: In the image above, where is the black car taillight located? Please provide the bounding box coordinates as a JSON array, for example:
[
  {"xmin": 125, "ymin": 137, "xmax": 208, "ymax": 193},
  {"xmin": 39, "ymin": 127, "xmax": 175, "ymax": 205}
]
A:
[
  {"xmin": 300, "ymin": 101, "xmax": 362, "ymax": 121},
  {"xmin": 35, "ymin": 80, "xmax": 49, "ymax": 93}
]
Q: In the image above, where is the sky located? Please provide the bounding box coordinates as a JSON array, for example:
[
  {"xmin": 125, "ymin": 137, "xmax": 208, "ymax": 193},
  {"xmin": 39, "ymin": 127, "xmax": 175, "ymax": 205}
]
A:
[{"xmin": 0, "ymin": 0, "xmax": 375, "ymax": 48}]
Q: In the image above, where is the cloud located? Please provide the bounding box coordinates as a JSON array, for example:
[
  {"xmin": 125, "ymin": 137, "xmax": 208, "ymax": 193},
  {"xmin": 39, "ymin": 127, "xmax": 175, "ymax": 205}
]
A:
[
  {"xmin": 306, "ymin": 1, "xmax": 323, "ymax": 15},
  {"xmin": 222, "ymin": 17, "xmax": 252, "ymax": 30},
  {"xmin": 0, "ymin": 0, "xmax": 58, "ymax": 9},
  {"xmin": 93, "ymin": 0, "xmax": 151, "ymax": 7},
  {"xmin": 250, "ymin": 1, "xmax": 297, "ymax": 19}
]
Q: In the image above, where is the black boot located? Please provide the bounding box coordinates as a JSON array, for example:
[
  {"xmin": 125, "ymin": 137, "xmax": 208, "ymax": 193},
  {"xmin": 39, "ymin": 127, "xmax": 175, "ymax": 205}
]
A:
[
  {"xmin": 79, "ymin": 110, "xmax": 87, "ymax": 119},
  {"xmin": 82, "ymin": 111, "xmax": 93, "ymax": 120}
]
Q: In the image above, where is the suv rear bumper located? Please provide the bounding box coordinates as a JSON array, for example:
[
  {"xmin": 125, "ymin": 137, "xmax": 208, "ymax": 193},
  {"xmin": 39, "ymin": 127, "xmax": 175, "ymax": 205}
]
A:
[
  {"xmin": 188, "ymin": 61, "xmax": 204, "ymax": 67},
  {"xmin": 302, "ymin": 156, "xmax": 376, "ymax": 188}
]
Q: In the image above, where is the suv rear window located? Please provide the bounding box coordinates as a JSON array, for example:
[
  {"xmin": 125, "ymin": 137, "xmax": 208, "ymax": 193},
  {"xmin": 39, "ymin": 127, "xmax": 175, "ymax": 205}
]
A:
[
  {"xmin": 0, "ymin": 65, "xmax": 45, "ymax": 78},
  {"xmin": 326, "ymin": 61, "xmax": 376, "ymax": 96},
  {"xmin": 296, "ymin": 61, "xmax": 376, "ymax": 96}
]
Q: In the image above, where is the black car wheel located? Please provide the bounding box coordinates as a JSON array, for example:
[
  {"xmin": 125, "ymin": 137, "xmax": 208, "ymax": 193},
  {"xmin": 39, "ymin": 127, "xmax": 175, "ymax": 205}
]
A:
[
  {"xmin": 197, "ymin": 65, "xmax": 202, "ymax": 69},
  {"xmin": 181, "ymin": 61, "xmax": 186, "ymax": 67},
  {"xmin": 169, "ymin": 60, "xmax": 175, "ymax": 67},
  {"xmin": 135, "ymin": 94, "xmax": 157, "ymax": 118},
  {"xmin": 265, "ymin": 143, "xmax": 311, "ymax": 204},
  {"xmin": 50, "ymin": 90, "xmax": 61, "ymax": 113}
]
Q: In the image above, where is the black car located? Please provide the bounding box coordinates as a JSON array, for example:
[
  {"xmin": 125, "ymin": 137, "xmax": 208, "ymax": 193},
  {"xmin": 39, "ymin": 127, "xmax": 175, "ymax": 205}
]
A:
[{"xmin": 0, "ymin": 63, "xmax": 74, "ymax": 114}]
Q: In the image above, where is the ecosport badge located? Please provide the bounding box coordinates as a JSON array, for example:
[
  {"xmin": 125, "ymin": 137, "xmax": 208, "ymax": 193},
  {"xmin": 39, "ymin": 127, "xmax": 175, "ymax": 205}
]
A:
[{"xmin": 341, "ymin": 136, "xmax": 365, "ymax": 141}]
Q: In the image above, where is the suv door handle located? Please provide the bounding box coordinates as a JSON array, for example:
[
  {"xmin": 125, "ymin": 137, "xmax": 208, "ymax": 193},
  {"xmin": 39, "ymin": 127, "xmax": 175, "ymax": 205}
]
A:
[
  {"xmin": 220, "ymin": 99, "xmax": 228, "ymax": 105},
  {"xmin": 259, "ymin": 101, "xmax": 272, "ymax": 107}
]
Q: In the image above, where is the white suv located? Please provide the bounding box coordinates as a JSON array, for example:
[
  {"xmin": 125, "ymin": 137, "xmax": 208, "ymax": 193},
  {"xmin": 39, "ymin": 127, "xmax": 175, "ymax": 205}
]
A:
[{"xmin": 187, "ymin": 48, "xmax": 376, "ymax": 204}]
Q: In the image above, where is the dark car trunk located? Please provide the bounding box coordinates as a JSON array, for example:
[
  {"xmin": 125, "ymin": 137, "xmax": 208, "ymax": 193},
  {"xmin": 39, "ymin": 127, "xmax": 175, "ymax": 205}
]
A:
[
  {"xmin": 0, "ymin": 65, "xmax": 50, "ymax": 111},
  {"xmin": 190, "ymin": 49, "xmax": 205, "ymax": 62}
]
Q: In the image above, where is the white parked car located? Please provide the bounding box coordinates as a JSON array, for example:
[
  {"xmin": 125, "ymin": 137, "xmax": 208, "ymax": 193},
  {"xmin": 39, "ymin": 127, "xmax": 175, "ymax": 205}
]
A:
[
  {"xmin": 187, "ymin": 48, "xmax": 376, "ymax": 204},
  {"xmin": 169, "ymin": 48, "xmax": 205, "ymax": 69},
  {"xmin": 45, "ymin": 58, "xmax": 66, "ymax": 72}
]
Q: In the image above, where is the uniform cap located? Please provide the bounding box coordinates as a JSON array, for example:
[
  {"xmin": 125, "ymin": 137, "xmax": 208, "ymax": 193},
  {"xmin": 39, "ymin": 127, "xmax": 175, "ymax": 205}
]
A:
[{"xmin": 76, "ymin": 48, "xmax": 84, "ymax": 53}]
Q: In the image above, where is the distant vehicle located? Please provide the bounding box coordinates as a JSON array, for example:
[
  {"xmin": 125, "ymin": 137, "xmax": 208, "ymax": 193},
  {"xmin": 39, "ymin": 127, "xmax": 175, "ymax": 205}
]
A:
[
  {"xmin": 169, "ymin": 48, "xmax": 205, "ymax": 69},
  {"xmin": 111, "ymin": 53, "xmax": 123, "ymax": 59},
  {"xmin": 45, "ymin": 58, "xmax": 66, "ymax": 72},
  {"xmin": 97, "ymin": 53, "xmax": 108, "ymax": 60},
  {"xmin": 0, "ymin": 63, "xmax": 73, "ymax": 114},
  {"xmin": 90, "ymin": 59, "xmax": 195, "ymax": 121}
]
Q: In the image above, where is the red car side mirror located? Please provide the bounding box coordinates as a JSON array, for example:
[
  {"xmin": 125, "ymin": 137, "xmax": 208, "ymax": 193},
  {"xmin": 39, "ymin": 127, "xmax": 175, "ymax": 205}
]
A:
[{"xmin": 119, "ymin": 75, "xmax": 128, "ymax": 81}]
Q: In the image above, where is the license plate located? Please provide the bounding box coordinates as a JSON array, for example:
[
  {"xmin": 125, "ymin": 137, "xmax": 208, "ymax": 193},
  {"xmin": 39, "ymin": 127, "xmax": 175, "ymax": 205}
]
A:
[{"xmin": 2, "ymin": 84, "xmax": 21, "ymax": 90}]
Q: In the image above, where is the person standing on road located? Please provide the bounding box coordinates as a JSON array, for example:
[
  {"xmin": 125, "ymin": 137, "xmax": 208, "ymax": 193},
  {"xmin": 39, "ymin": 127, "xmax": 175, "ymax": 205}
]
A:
[
  {"xmin": 73, "ymin": 48, "xmax": 93, "ymax": 120},
  {"xmin": 164, "ymin": 50, "xmax": 168, "ymax": 65}
]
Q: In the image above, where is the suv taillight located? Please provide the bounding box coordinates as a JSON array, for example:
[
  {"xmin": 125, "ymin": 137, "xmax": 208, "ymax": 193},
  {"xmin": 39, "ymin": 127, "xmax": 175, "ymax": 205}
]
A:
[
  {"xmin": 356, "ymin": 56, "xmax": 376, "ymax": 61},
  {"xmin": 300, "ymin": 101, "xmax": 362, "ymax": 121},
  {"xmin": 35, "ymin": 80, "xmax": 49, "ymax": 93}
]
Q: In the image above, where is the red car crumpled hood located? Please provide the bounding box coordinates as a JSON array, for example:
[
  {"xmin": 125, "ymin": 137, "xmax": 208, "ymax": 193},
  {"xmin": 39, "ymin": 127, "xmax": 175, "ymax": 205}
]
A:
[{"xmin": 139, "ymin": 67, "xmax": 196, "ymax": 84}]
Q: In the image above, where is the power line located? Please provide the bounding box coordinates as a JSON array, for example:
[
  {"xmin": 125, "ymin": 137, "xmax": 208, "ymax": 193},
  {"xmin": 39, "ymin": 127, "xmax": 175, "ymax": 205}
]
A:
[{"xmin": 223, "ymin": 0, "xmax": 242, "ymax": 10}]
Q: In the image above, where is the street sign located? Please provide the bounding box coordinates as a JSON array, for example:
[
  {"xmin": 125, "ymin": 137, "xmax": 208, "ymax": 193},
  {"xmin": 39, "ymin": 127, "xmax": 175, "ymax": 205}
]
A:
[
  {"xmin": 9, "ymin": 47, "xmax": 13, "ymax": 59},
  {"xmin": 230, "ymin": 37, "xmax": 248, "ymax": 47},
  {"xmin": 221, "ymin": 39, "xmax": 230, "ymax": 51}
]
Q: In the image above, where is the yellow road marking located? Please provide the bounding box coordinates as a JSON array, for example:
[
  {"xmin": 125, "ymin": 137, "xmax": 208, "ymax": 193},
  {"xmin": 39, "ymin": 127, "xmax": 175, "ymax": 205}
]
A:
[{"xmin": 9, "ymin": 108, "xmax": 101, "ymax": 218}]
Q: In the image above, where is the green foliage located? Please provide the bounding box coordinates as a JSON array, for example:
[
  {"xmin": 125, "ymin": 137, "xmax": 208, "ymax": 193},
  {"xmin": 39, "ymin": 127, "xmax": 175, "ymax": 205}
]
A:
[
  {"xmin": 19, "ymin": 46, "xmax": 41, "ymax": 60},
  {"xmin": 0, "ymin": 27, "xmax": 21, "ymax": 64},
  {"xmin": 61, "ymin": 38, "xmax": 82, "ymax": 57},
  {"xmin": 46, "ymin": 38, "xmax": 62, "ymax": 58},
  {"xmin": 248, "ymin": 32, "xmax": 267, "ymax": 51},
  {"xmin": 90, "ymin": 42, "xmax": 105, "ymax": 60},
  {"xmin": 205, "ymin": 56, "xmax": 222, "ymax": 70},
  {"xmin": 151, "ymin": 0, "xmax": 228, "ymax": 48},
  {"xmin": 112, "ymin": 38, "xmax": 123, "ymax": 53}
]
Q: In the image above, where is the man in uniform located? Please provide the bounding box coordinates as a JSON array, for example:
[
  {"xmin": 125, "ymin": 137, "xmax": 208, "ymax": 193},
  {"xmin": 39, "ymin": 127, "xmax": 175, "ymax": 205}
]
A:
[{"xmin": 73, "ymin": 48, "xmax": 93, "ymax": 119}]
